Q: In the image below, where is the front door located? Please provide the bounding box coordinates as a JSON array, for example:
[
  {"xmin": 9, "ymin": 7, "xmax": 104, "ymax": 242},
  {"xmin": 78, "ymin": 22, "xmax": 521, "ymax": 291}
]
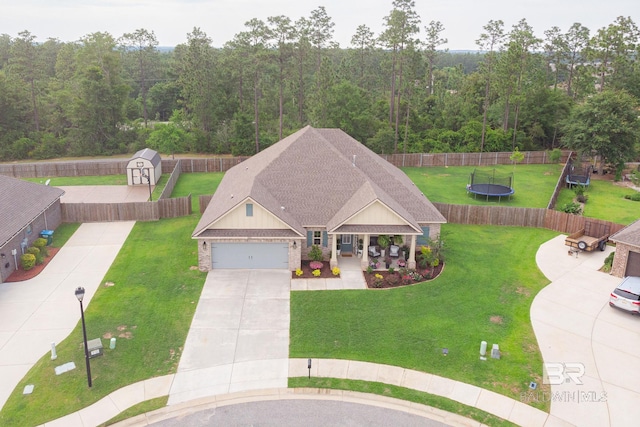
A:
[{"xmin": 341, "ymin": 234, "xmax": 353, "ymax": 254}]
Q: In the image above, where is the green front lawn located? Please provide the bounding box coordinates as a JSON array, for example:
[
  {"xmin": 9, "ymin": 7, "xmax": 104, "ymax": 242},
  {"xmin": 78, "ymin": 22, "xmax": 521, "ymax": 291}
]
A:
[
  {"xmin": 0, "ymin": 216, "xmax": 207, "ymax": 426},
  {"xmin": 555, "ymin": 178, "xmax": 640, "ymax": 225},
  {"xmin": 403, "ymin": 164, "xmax": 563, "ymax": 208},
  {"xmin": 290, "ymin": 224, "xmax": 557, "ymax": 411}
]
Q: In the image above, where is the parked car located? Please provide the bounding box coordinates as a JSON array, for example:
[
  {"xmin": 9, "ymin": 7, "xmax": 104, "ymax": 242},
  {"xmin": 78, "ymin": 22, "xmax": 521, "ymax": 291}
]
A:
[{"xmin": 609, "ymin": 276, "xmax": 640, "ymax": 314}]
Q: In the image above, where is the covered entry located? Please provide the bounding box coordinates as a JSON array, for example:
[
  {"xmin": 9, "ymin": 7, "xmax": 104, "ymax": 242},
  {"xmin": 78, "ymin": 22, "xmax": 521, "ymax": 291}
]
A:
[{"xmin": 211, "ymin": 242, "xmax": 289, "ymax": 269}]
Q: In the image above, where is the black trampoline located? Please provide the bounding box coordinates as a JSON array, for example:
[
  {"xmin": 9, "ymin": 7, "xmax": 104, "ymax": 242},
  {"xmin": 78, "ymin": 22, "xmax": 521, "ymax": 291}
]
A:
[
  {"xmin": 565, "ymin": 159, "xmax": 592, "ymax": 187},
  {"xmin": 467, "ymin": 169, "xmax": 515, "ymax": 201}
]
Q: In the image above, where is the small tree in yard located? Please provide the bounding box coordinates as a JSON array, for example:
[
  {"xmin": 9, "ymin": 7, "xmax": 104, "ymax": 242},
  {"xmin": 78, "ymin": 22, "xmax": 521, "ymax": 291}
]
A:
[{"xmin": 308, "ymin": 245, "xmax": 323, "ymax": 262}]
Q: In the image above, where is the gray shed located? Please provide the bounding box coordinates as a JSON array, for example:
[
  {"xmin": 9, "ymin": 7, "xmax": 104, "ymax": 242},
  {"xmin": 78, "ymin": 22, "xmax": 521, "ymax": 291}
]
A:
[{"xmin": 127, "ymin": 148, "xmax": 162, "ymax": 186}]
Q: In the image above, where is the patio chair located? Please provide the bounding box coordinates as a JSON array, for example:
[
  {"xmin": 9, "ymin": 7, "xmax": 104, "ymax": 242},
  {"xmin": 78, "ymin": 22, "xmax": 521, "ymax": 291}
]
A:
[
  {"xmin": 368, "ymin": 245, "xmax": 381, "ymax": 257},
  {"xmin": 389, "ymin": 245, "xmax": 400, "ymax": 257}
]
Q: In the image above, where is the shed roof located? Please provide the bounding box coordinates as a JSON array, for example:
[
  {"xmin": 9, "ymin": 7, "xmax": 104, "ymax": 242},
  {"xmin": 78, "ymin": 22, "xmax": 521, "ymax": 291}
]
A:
[
  {"xmin": 194, "ymin": 126, "xmax": 445, "ymax": 237},
  {"xmin": 130, "ymin": 148, "xmax": 161, "ymax": 167},
  {"xmin": 0, "ymin": 175, "xmax": 65, "ymax": 247}
]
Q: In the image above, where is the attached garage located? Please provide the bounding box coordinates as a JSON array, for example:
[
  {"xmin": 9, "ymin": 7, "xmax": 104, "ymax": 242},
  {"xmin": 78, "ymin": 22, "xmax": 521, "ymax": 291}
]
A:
[
  {"xmin": 211, "ymin": 242, "xmax": 289, "ymax": 269},
  {"xmin": 626, "ymin": 251, "xmax": 640, "ymax": 277}
]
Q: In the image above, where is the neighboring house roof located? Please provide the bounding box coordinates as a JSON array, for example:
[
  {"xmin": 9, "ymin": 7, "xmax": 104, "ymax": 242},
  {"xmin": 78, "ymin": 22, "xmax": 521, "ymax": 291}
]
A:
[
  {"xmin": 610, "ymin": 218, "xmax": 640, "ymax": 247},
  {"xmin": 0, "ymin": 175, "xmax": 65, "ymax": 247},
  {"xmin": 193, "ymin": 126, "xmax": 446, "ymax": 237},
  {"xmin": 130, "ymin": 148, "xmax": 161, "ymax": 167}
]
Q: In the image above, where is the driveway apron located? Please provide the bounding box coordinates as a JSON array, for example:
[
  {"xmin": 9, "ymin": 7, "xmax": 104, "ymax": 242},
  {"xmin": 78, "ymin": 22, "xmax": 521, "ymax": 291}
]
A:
[
  {"xmin": 168, "ymin": 269, "xmax": 290, "ymax": 405},
  {"xmin": 532, "ymin": 235, "xmax": 640, "ymax": 427},
  {"xmin": 0, "ymin": 221, "xmax": 135, "ymax": 411}
]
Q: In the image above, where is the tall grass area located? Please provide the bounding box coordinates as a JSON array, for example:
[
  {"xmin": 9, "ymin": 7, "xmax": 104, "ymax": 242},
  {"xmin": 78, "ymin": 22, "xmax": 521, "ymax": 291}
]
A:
[
  {"xmin": 555, "ymin": 179, "xmax": 640, "ymax": 225},
  {"xmin": 403, "ymin": 164, "xmax": 562, "ymax": 208},
  {"xmin": 0, "ymin": 216, "xmax": 207, "ymax": 426},
  {"xmin": 170, "ymin": 172, "xmax": 224, "ymax": 211},
  {"xmin": 290, "ymin": 224, "xmax": 557, "ymax": 411}
]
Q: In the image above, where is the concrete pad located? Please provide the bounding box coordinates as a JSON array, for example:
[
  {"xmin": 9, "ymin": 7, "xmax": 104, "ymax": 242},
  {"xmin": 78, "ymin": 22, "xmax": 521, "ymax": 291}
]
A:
[
  {"xmin": 58, "ymin": 186, "xmax": 152, "ymax": 203},
  {"xmin": 109, "ymin": 381, "xmax": 145, "ymax": 412},
  {"xmin": 426, "ymin": 374, "xmax": 456, "ymax": 398},
  {"xmin": 603, "ymin": 382, "xmax": 640, "ymax": 427},
  {"xmin": 548, "ymin": 376, "xmax": 609, "ymax": 427},
  {"xmin": 288, "ymin": 358, "xmax": 314, "ymax": 378},
  {"xmin": 43, "ymin": 411, "xmax": 84, "ymax": 427},
  {"xmin": 541, "ymin": 415, "xmax": 576, "ymax": 427},
  {"xmin": 375, "ymin": 364, "xmax": 405, "ymax": 387},
  {"xmin": 593, "ymin": 340, "xmax": 640, "ymax": 391},
  {"xmin": 306, "ymin": 279, "xmax": 327, "ymax": 290},
  {"xmin": 240, "ymin": 298, "xmax": 290, "ymax": 330},
  {"xmin": 229, "ymin": 358, "xmax": 289, "ymax": 387},
  {"xmin": 530, "ymin": 297, "xmax": 596, "ymax": 339},
  {"xmin": 449, "ymin": 381, "xmax": 481, "ymax": 407},
  {"xmin": 317, "ymin": 359, "xmax": 349, "ymax": 379},
  {"xmin": 508, "ymin": 401, "xmax": 549, "ymax": 427},
  {"xmin": 190, "ymin": 298, "xmax": 243, "ymax": 329},
  {"xmin": 168, "ymin": 364, "xmax": 233, "ymax": 405},
  {"xmin": 234, "ymin": 329, "xmax": 289, "ymax": 361},
  {"xmin": 347, "ymin": 360, "xmax": 379, "ymax": 382},
  {"xmin": 77, "ymin": 394, "xmax": 120, "ymax": 427},
  {"xmin": 0, "ymin": 301, "xmax": 40, "ymax": 331},
  {"xmin": 325, "ymin": 279, "xmax": 345, "ymax": 290},
  {"xmin": 475, "ymin": 389, "xmax": 515, "ymax": 420},
  {"xmin": 177, "ymin": 328, "xmax": 238, "ymax": 369},
  {"xmin": 401, "ymin": 369, "xmax": 432, "ymax": 393},
  {"xmin": 591, "ymin": 318, "xmax": 640, "ymax": 355},
  {"xmin": 290, "ymin": 280, "xmax": 308, "ymax": 291},
  {"xmin": 339, "ymin": 270, "xmax": 367, "ymax": 289},
  {"xmin": 144, "ymin": 374, "xmax": 174, "ymax": 400}
]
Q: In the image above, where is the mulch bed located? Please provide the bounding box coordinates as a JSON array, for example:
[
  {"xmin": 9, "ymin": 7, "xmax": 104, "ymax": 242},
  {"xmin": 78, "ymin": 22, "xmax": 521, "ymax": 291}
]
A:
[
  {"xmin": 292, "ymin": 260, "xmax": 340, "ymax": 279},
  {"xmin": 364, "ymin": 263, "xmax": 444, "ymax": 289},
  {"xmin": 4, "ymin": 247, "xmax": 61, "ymax": 282}
]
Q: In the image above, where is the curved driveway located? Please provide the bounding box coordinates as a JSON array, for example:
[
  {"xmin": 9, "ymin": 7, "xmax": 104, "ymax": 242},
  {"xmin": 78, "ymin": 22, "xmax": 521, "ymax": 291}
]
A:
[{"xmin": 532, "ymin": 235, "xmax": 640, "ymax": 426}]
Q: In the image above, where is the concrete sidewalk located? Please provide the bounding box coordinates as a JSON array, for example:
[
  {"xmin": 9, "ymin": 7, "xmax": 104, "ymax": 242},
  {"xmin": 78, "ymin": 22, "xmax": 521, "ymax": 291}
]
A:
[
  {"xmin": 0, "ymin": 221, "xmax": 135, "ymax": 411},
  {"xmin": 532, "ymin": 235, "xmax": 640, "ymax": 427}
]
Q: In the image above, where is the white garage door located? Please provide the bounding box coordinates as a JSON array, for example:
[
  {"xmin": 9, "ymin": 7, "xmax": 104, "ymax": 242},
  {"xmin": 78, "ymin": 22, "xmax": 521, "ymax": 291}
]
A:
[{"xmin": 211, "ymin": 242, "xmax": 289, "ymax": 269}]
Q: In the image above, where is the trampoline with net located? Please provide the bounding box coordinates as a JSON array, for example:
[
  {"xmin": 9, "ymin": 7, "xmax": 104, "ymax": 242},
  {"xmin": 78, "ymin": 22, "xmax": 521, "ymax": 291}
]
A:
[
  {"xmin": 467, "ymin": 169, "xmax": 515, "ymax": 201},
  {"xmin": 565, "ymin": 158, "xmax": 592, "ymax": 187}
]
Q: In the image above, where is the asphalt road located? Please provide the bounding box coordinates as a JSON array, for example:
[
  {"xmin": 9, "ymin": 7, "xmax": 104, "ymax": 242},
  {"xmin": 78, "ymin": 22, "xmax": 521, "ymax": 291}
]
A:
[{"xmin": 150, "ymin": 399, "xmax": 451, "ymax": 426}]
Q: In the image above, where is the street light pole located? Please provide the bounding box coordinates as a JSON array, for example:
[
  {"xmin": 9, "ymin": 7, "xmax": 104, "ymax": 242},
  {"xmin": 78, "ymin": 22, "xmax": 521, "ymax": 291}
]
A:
[{"xmin": 75, "ymin": 287, "xmax": 92, "ymax": 388}]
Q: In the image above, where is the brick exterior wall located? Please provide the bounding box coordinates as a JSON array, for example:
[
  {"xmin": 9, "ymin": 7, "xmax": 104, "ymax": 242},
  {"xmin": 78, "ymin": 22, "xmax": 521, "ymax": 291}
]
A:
[
  {"xmin": 611, "ymin": 242, "xmax": 636, "ymax": 278},
  {"xmin": 0, "ymin": 201, "xmax": 62, "ymax": 283}
]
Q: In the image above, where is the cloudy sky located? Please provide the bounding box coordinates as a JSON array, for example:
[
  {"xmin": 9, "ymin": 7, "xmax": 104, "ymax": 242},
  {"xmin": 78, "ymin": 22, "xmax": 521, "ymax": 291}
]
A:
[{"xmin": 1, "ymin": 0, "xmax": 638, "ymax": 50}]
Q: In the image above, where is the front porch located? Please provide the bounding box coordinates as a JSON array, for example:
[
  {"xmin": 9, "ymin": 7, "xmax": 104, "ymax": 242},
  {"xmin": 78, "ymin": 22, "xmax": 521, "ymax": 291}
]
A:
[{"xmin": 329, "ymin": 231, "xmax": 419, "ymax": 272}]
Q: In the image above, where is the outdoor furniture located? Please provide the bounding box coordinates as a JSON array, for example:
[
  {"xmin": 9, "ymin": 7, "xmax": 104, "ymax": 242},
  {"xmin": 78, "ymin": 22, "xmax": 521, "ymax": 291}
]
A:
[
  {"xmin": 389, "ymin": 245, "xmax": 400, "ymax": 257},
  {"xmin": 368, "ymin": 245, "xmax": 380, "ymax": 257}
]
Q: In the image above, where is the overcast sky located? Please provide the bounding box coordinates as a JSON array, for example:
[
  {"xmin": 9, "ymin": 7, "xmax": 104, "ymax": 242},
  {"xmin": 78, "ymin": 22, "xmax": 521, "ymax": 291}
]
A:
[{"xmin": 1, "ymin": 0, "xmax": 638, "ymax": 50}]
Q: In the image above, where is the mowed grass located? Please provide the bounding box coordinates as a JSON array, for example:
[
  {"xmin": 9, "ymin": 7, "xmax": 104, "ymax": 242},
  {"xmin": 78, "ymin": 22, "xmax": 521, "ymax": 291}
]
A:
[
  {"xmin": 555, "ymin": 178, "xmax": 640, "ymax": 225},
  {"xmin": 170, "ymin": 172, "xmax": 224, "ymax": 211},
  {"xmin": 0, "ymin": 215, "xmax": 207, "ymax": 427},
  {"xmin": 403, "ymin": 164, "xmax": 563, "ymax": 208},
  {"xmin": 290, "ymin": 224, "xmax": 557, "ymax": 411}
]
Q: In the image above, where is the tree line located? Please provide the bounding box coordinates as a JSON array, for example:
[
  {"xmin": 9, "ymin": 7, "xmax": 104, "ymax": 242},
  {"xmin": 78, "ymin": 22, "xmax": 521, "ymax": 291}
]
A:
[{"xmin": 0, "ymin": 0, "xmax": 638, "ymax": 170}]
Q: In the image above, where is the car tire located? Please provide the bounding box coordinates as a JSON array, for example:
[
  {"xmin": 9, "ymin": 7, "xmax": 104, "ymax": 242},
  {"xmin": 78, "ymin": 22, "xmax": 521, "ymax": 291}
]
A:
[
  {"xmin": 598, "ymin": 240, "xmax": 607, "ymax": 251},
  {"xmin": 578, "ymin": 241, "xmax": 587, "ymax": 251}
]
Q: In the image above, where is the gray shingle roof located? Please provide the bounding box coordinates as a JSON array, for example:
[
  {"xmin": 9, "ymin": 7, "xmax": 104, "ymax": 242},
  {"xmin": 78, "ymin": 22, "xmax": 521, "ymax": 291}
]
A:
[
  {"xmin": 131, "ymin": 148, "xmax": 161, "ymax": 167},
  {"xmin": 0, "ymin": 175, "xmax": 65, "ymax": 247},
  {"xmin": 193, "ymin": 126, "xmax": 446, "ymax": 237},
  {"xmin": 610, "ymin": 218, "xmax": 640, "ymax": 247}
]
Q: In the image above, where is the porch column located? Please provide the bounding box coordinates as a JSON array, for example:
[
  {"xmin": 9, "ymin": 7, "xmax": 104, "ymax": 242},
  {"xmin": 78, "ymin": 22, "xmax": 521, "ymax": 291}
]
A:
[
  {"xmin": 408, "ymin": 235, "xmax": 417, "ymax": 269},
  {"xmin": 361, "ymin": 234, "xmax": 370, "ymax": 271},
  {"xmin": 330, "ymin": 234, "xmax": 338, "ymax": 269}
]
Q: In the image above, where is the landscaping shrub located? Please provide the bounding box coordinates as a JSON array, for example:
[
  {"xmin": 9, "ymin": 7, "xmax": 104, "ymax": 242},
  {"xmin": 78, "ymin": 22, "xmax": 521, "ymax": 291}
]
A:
[
  {"xmin": 331, "ymin": 267, "xmax": 340, "ymax": 276},
  {"xmin": 372, "ymin": 274, "xmax": 384, "ymax": 288},
  {"xmin": 312, "ymin": 269, "xmax": 321, "ymax": 277},
  {"xmin": 386, "ymin": 274, "xmax": 399, "ymax": 286},
  {"xmin": 366, "ymin": 266, "xmax": 373, "ymax": 274},
  {"xmin": 560, "ymin": 201, "xmax": 582, "ymax": 215},
  {"xmin": 574, "ymin": 185, "xmax": 589, "ymax": 203},
  {"xmin": 21, "ymin": 253, "xmax": 36, "ymax": 271},
  {"xmin": 26, "ymin": 246, "xmax": 43, "ymax": 265},
  {"xmin": 624, "ymin": 193, "xmax": 640, "ymax": 201},
  {"xmin": 603, "ymin": 252, "xmax": 614, "ymax": 273},
  {"xmin": 33, "ymin": 238, "xmax": 49, "ymax": 257},
  {"xmin": 295, "ymin": 268, "xmax": 303, "ymax": 277},
  {"xmin": 308, "ymin": 245, "xmax": 323, "ymax": 262},
  {"xmin": 629, "ymin": 170, "xmax": 640, "ymax": 186}
]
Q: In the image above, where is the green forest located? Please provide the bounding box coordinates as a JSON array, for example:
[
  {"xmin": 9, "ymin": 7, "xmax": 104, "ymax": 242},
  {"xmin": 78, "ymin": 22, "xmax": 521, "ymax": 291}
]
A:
[{"xmin": 1, "ymin": 0, "xmax": 639, "ymax": 169}]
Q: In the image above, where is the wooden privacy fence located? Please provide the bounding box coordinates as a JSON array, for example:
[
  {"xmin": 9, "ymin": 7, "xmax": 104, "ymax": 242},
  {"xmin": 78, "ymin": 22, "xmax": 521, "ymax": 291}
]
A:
[
  {"xmin": 199, "ymin": 194, "xmax": 213, "ymax": 214},
  {"xmin": 1, "ymin": 151, "xmax": 568, "ymax": 178},
  {"xmin": 546, "ymin": 152, "xmax": 574, "ymax": 210},
  {"xmin": 158, "ymin": 159, "xmax": 182, "ymax": 200},
  {"xmin": 62, "ymin": 195, "xmax": 191, "ymax": 222},
  {"xmin": 434, "ymin": 202, "xmax": 626, "ymax": 235}
]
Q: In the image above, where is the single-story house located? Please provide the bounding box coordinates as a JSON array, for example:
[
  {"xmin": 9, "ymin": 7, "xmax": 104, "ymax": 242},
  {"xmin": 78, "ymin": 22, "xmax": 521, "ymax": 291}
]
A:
[
  {"xmin": 193, "ymin": 126, "xmax": 446, "ymax": 271},
  {"xmin": 609, "ymin": 219, "xmax": 640, "ymax": 277},
  {"xmin": 0, "ymin": 175, "xmax": 65, "ymax": 283},
  {"xmin": 127, "ymin": 148, "xmax": 162, "ymax": 186}
]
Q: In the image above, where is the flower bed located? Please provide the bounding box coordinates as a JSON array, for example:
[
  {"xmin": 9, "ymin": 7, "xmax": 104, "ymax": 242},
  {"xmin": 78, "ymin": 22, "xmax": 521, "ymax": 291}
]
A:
[
  {"xmin": 364, "ymin": 263, "xmax": 444, "ymax": 288},
  {"xmin": 292, "ymin": 260, "xmax": 340, "ymax": 279}
]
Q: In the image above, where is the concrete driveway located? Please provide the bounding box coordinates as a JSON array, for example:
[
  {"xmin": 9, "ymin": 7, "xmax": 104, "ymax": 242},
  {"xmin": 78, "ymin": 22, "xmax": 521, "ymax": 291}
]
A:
[
  {"xmin": 0, "ymin": 221, "xmax": 135, "ymax": 411},
  {"xmin": 532, "ymin": 235, "xmax": 640, "ymax": 426},
  {"xmin": 168, "ymin": 269, "xmax": 291, "ymax": 405}
]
